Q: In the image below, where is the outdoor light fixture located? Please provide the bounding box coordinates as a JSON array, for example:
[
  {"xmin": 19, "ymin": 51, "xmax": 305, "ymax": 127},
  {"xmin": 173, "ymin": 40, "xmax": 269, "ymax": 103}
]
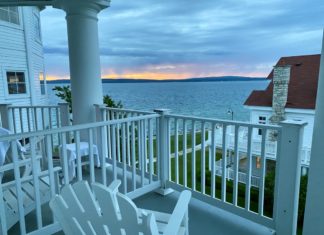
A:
[{"xmin": 227, "ymin": 108, "xmax": 234, "ymax": 120}]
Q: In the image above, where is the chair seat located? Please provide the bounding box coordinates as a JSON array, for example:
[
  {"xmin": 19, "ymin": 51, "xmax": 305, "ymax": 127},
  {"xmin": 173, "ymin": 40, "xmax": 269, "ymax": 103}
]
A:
[{"xmin": 140, "ymin": 209, "xmax": 186, "ymax": 235}]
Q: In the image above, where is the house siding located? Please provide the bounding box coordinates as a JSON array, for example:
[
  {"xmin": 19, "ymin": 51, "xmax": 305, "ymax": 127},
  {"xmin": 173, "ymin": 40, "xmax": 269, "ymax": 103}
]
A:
[{"xmin": 0, "ymin": 6, "xmax": 48, "ymax": 106}]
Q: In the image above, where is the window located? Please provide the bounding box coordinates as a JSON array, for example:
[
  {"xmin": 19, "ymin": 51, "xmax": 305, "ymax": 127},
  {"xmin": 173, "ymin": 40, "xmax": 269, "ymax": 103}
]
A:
[
  {"xmin": 39, "ymin": 72, "xmax": 46, "ymax": 95},
  {"xmin": 7, "ymin": 72, "xmax": 26, "ymax": 94},
  {"xmin": 0, "ymin": 7, "xmax": 19, "ymax": 25},
  {"xmin": 258, "ymin": 116, "xmax": 266, "ymax": 135},
  {"xmin": 33, "ymin": 14, "xmax": 41, "ymax": 40}
]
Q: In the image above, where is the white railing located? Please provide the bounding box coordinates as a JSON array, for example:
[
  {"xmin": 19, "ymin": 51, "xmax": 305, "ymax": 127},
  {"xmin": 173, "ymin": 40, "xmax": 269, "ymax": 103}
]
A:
[
  {"xmin": 212, "ymin": 130, "xmax": 312, "ymax": 165},
  {"xmin": 162, "ymin": 112, "xmax": 281, "ymax": 229},
  {"xmin": 0, "ymin": 103, "xmax": 70, "ymax": 134},
  {"xmin": 0, "ymin": 113, "xmax": 160, "ymax": 235},
  {"xmin": 98, "ymin": 106, "xmax": 155, "ymax": 121},
  {"xmin": 0, "ymin": 106, "xmax": 306, "ymax": 235}
]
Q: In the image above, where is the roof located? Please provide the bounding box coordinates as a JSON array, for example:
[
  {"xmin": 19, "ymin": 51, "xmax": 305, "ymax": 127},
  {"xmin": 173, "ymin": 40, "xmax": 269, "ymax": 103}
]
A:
[{"xmin": 244, "ymin": 54, "xmax": 321, "ymax": 109}]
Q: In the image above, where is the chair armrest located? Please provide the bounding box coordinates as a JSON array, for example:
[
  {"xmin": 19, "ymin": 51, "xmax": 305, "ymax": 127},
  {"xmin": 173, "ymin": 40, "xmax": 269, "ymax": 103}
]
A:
[
  {"xmin": 107, "ymin": 180, "xmax": 121, "ymax": 193},
  {"xmin": 163, "ymin": 190, "xmax": 191, "ymax": 235}
]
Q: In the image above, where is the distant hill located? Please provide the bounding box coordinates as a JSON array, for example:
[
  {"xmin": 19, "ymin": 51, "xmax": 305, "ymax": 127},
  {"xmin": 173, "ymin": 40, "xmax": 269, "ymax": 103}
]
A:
[{"xmin": 47, "ymin": 76, "xmax": 266, "ymax": 84}]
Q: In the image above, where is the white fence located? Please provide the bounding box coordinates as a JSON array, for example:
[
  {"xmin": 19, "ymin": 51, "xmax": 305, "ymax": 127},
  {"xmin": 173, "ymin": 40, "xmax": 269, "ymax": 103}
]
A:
[
  {"xmin": 0, "ymin": 106, "xmax": 305, "ymax": 235},
  {"xmin": 0, "ymin": 112, "xmax": 161, "ymax": 235}
]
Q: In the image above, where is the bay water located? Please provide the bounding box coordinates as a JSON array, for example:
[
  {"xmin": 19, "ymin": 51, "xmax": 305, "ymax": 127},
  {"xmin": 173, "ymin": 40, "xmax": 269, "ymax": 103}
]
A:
[{"xmin": 47, "ymin": 80, "xmax": 269, "ymax": 121}]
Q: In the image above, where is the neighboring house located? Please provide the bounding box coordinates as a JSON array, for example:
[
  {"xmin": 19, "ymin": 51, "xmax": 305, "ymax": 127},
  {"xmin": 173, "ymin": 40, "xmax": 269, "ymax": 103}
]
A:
[
  {"xmin": 244, "ymin": 54, "xmax": 321, "ymax": 169},
  {"xmin": 0, "ymin": 6, "xmax": 48, "ymax": 107}
]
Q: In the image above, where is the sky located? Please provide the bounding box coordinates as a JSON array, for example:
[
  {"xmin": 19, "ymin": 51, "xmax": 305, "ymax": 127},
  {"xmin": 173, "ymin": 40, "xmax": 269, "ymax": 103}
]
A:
[{"xmin": 41, "ymin": 0, "xmax": 324, "ymax": 80}]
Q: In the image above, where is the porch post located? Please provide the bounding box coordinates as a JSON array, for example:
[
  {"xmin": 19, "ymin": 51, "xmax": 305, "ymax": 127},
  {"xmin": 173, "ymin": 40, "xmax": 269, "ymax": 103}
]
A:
[
  {"xmin": 53, "ymin": 0, "xmax": 109, "ymax": 125},
  {"xmin": 274, "ymin": 120, "xmax": 306, "ymax": 235},
  {"xmin": 154, "ymin": 109, "xmax": 173, "ymax": 195},
  {"xmin": 303, "ymin": 32, "xmax": 324, "ymax": 235}
]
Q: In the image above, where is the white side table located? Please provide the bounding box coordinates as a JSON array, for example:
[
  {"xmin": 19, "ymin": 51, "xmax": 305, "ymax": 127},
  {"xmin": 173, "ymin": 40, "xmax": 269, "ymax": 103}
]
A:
[{"xmin": 60, "ymin": 142, "xmax": 100, "ymax": 181}]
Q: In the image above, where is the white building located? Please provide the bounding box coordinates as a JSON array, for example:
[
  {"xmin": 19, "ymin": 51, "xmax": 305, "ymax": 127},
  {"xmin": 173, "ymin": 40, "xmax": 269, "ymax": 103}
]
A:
[
  {"xmin": 244, "ymin": 54, "xmax": 320, "ymax": 167},
  {"xmin": 0, "ymin": 6, "xmax": 47, "ymax": 107}
]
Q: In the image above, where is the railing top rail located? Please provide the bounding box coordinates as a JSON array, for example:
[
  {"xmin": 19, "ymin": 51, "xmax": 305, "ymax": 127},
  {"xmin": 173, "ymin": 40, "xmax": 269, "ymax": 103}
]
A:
[
  {"xmin": 8, "ymin": 105, "xmax": 60, "ymax": 109},
  {"xmin": 165, "ymin": 113, "xmax": 282, "ymax": 130},
  {"xmin": 0, "ymin": 113, "xmax": 160, "ymax": 141},
  {"xmin": 100, "ymin": 107, "xmax": 154, "ymax": 115}
]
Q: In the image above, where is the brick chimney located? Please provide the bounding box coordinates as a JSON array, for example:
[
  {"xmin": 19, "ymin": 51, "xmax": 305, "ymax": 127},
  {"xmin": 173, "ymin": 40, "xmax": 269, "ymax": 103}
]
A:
[{"xmin": 269, "ymin": 65, "xmax": 291, "ymax": 124}]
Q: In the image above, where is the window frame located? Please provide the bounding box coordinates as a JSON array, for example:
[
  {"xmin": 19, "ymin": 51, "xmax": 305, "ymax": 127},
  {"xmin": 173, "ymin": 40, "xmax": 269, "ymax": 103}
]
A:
[
  {"xmin": 0, "ymin": 6, "xmax": 21, "ymax": 28},
  {"xmin": 258, "ymin": 116, "xmax": 267, "ymax": 136},
  {"xmin": 33, "ymin": 11, "xmax": 42, "ymax": 43},
  {"xmin": 3, "ymin": 69, "xmax": 29, "ymax": 98},
  {"xmin": 39, "ymin": 71, "xmax": 46, "ymax": 95}
]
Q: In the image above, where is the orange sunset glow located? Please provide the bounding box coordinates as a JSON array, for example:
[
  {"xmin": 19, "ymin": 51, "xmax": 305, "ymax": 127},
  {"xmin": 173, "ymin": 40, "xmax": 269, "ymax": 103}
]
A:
[{"xmin": 46, "ymin": 70, "xmax": 267, "ymax": 81}]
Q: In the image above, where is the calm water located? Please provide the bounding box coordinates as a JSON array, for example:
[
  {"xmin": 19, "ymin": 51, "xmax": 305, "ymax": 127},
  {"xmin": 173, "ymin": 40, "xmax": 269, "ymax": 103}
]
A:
[{"xmin": 47, "ymin": 81, "xmax": 269, "ymax": 121}]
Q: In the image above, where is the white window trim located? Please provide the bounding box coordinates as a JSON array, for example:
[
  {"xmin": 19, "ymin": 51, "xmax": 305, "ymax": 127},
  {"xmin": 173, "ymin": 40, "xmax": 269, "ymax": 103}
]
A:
[
  {"xmin": 33, "ymin": 11, "xmax": 42, "ymax": 44},
  {"xmin": 39, "ymin": 71, "xmax": 47, "ymax": 95},
  {"xmin": 3, "ymin": 68, "xmax": 30, "ymax": 98},
  {"xmin": 0, "ymin": 7, "xmax": 22, "ymax": 30}
]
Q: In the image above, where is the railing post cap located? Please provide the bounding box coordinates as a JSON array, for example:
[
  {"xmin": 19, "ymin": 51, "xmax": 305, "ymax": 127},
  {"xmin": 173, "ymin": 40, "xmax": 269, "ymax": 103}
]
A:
[
  {"xmin": 280, "ymin": 119, "xmax": 308, "ymax": 127},
  {"xmin": 154, "ymin": 109, "xmax": 171, "ymax": 115}
]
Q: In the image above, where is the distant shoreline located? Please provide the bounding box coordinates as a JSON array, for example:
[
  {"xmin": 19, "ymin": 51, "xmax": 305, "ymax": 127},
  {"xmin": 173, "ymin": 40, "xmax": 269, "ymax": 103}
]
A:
[{"xmin": 47, "ymin": 76, "xmax": 267, "ymax": 84}]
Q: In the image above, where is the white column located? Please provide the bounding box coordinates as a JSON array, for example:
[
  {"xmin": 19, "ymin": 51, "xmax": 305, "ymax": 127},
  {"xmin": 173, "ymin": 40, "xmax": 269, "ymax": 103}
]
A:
[
  {"xmin": 303, "ymin": 31, "xmax": 324, "ymax": 235},
  {"xmin": 54, "ymin": 0, "xmax": 109, "ymax": 125}
]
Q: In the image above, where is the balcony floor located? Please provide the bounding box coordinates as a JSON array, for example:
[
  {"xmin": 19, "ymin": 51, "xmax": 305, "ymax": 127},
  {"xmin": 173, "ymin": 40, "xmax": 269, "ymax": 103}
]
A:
[{"xmin": 8, "ymin": 167, "xmax": 275, "ymax": 235}]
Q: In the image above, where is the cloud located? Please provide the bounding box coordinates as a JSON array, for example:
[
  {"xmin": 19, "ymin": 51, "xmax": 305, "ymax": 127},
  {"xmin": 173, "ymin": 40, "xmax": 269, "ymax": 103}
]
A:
[{"xmin": 41, "ymin": 0, "xmax": 324, "ymax": 80}]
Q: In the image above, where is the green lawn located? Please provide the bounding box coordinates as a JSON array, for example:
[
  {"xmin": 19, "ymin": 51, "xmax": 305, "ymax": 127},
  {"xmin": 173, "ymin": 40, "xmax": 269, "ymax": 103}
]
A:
[{"xmin": 167, "ymin": 131, "xmax": 274, "ymax": 217}]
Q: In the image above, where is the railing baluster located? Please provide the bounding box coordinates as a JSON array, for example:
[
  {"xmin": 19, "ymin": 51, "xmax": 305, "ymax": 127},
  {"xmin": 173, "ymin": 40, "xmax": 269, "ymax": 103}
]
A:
[
  {"xmin": 34, "ymin": 107, "xmax": 38, "ymax": 131},
  {"xmin": 156, "ymin": 118, "xmax": 160, "ymax": 179},
  {"xmin": 100, "ymin": 126, "xmax": 108, "ymax": 186},
  {"xmin": 141, "ymin": 120, "xmax": 145, "ymax": 187},
  {"xmin": 19, "ymin": 107, "xmax": 23, "ymax": 133},
  {"xmin": 191, "ymin": 120, "xmax": 196, "ymax": 191},
  {"xmin": 116, "ymin": 123, "xmax": 121, "ymax": 162},
  {"xmin": 12, "ymin": 108, "xmax": 17, "ymax": 133},
  {"xmin": 143, "ymin": 119, "xmax": 148, "ymax": 172},
  {"xmin": 75, "ymin": 131, "xmax": 82, "ymax": 181},
  {"xmin": 41, "ymin": 107, "xmax": 45, "ymax": 130},
  {"xmin": 245, "ymin": 126, "xmax": 253, "ymax": 211},
  {"xmin": 88, "ymin": 128, "xmax": 95, "ymax": 184},
  {"xmin": 131, "ymin": 121, "xmax": 136, "ymax": 190},
  {"xmin": 45, "ymin": 135, "xmax": 56, "ymax": 197},
  {"xmin": 121, "ymin": 123, "xmax": 127, "ymax": 193},
  {"xmin": 175, "ymin": 118, "xmax": 179, "ymax": 183},
  {"xmin": 258, "ymin": 128, "xmax": 267, "ymax": 215},
  {"xmin": 27, "ymin": 108, "xmax": 31, "ymax": 132},
  {"xmin": 221, "ymin": 124, "xmax": 228, "ymax": 202},
  {"xmin": 233, "ymin": 125, "xmax": 240, "ymax": 206},
  {"xmin": 183, "ymin": 119, "xmax": 187, "ymax": 187},
  {"xmin": 61, "ymin": 133, "xmax": 69, "ymax": 185},
  {"xmin": 201, "ymin": 121, "xmax": 206, "ymax": 194},
  {"xmin": 148, "ymin": 119, "xmax": 153, "ymax": 183},
  {"xmin": 111, "ymin": 124, "xmax": 117, "ymax": 180},
  {"xmin": 211, "ymin": 123, "xmax": 216, "ymax": 198},
  {"xmin": 126, "ymin": 120, "xmax": 131, "ymax": 165}
]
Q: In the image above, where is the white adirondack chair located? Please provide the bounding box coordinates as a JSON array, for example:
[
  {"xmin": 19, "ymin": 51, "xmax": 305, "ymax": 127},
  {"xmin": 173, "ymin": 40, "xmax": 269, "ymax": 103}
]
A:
[
  {"xmin": 50, "ymin": 180, "xmax": 191, "ymax": 235},
  {"xmin": 0, "ymin": 127, "xmax": 60, "ymax": 230}
]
